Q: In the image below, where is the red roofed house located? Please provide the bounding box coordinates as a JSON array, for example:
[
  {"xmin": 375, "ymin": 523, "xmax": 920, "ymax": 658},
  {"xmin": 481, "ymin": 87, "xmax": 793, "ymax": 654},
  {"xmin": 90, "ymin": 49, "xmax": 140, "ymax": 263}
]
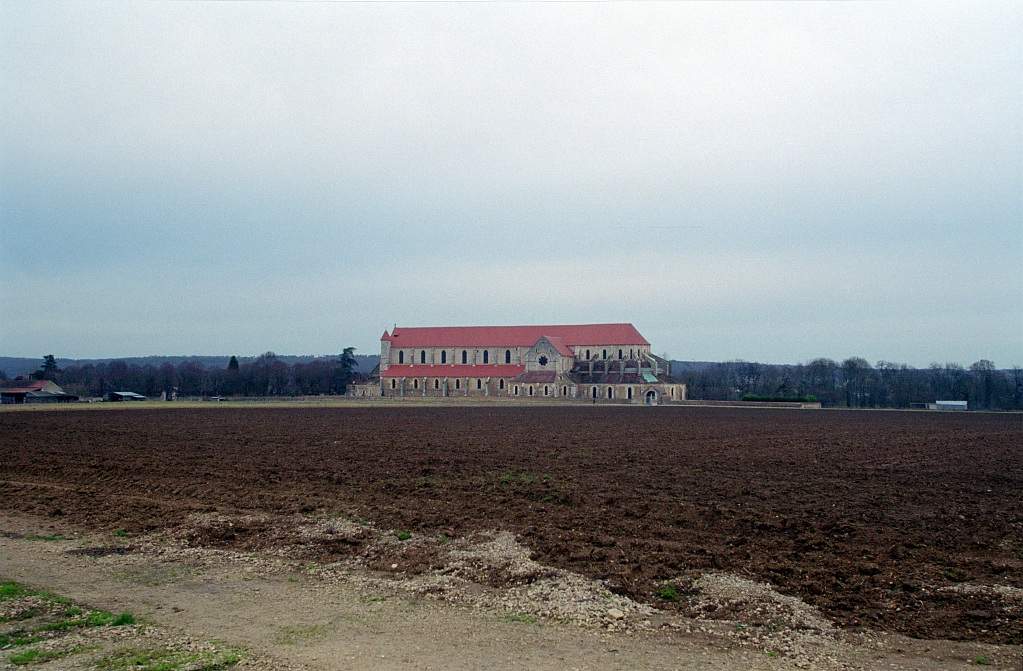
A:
[
  {"xmin": 0, "ymin": 379, "xmax": 79, "ymax": 404},
  {"xmin": 351, "ymin": 323, "xmax": 684, "ymax": 404}
]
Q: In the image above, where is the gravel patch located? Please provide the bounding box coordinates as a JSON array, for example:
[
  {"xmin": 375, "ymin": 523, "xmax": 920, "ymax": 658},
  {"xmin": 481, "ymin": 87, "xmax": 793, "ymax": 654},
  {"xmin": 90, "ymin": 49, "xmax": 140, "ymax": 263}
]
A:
[
  {"xmin": 938, "ymin": 582, "xmax": 1023, "ymax": 602},
  {"xmin": 83, "ymin": 511, "xmax": 1018, "ymax": 670}
]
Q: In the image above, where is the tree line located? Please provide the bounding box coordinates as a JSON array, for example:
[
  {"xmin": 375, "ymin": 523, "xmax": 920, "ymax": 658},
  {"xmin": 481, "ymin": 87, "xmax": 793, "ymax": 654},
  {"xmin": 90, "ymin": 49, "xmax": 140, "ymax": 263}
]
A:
[
  {"xmin": 4, "ymin": 352, "xmax": 1021, "ymax": 409},
  {"xmin": 675, "ymin": 358, "xmax": 1023, "ymax": 410},
  {"xmin": 5, "ymin": 350, "xmax": 364, "ymax": 399}
]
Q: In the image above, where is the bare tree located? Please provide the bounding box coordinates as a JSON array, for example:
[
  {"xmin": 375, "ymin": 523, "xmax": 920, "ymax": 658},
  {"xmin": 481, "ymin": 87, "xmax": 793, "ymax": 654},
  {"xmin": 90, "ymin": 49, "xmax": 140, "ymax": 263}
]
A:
[{"xmin": 969, "ymin": 360, "xmax": 996, "ymax": 409}]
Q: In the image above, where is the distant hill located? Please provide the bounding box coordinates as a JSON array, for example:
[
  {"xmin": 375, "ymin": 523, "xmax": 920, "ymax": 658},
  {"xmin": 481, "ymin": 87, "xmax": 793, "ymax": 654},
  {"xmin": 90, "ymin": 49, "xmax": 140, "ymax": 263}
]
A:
[
  {"xmin": 668, "ymin": 360, "xmax": 725, "ymax": 373},
  {"xmin": 0, "ymin": 354, "xmax": 379, "ymax": 379}
]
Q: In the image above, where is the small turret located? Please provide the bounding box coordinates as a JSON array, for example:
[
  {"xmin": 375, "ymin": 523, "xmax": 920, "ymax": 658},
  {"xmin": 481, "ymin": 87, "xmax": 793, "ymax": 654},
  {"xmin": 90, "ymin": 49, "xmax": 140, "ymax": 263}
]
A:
[{"xmin": 380, "ymin": 330, "xmax": 392, "ymax": 372}]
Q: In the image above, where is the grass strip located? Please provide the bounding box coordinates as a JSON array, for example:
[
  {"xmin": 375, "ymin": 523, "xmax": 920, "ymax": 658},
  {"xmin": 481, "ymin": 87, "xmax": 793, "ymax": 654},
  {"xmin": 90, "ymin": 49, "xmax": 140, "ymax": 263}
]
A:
[
  {"xmin": 9, "ymin": 646, "xmax": 81, "ymax": 666},
  {"xmin": 96, "ymin": 647, "xmax": 241, "ymax": 671}
]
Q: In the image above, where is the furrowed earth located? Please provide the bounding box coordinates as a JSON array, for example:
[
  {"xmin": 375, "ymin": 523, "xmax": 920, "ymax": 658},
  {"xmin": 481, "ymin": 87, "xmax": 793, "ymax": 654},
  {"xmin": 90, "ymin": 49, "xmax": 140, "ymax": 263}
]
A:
[{"xmin": 1, "ymin": 405, "xmax": 1020, "ymax": 657}]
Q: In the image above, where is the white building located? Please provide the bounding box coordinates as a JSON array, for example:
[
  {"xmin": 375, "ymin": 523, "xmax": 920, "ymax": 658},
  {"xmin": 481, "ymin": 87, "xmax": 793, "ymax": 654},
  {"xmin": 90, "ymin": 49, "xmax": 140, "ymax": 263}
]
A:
[{"xmin": 927, "ymin": 400, "xmax": 968, "ymax": 411}]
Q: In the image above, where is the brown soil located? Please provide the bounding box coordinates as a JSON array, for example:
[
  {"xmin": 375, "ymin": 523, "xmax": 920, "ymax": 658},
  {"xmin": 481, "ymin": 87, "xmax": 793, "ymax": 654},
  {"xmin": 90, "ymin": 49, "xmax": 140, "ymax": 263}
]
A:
[{"xmin": 1, "ymin": 406, "xmax": 1020, "ymax": 644}]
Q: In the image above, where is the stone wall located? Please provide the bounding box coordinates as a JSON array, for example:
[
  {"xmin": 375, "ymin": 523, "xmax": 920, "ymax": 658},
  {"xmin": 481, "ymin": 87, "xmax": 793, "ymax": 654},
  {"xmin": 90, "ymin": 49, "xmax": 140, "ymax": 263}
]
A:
[
  {"xmin": 377, "ymin": 378, "xmax": 685, "ymax": 404},
  {"xmin": 349, "ymin": 383, "xmax": 380, "ymax": 398},
  {"xmin": 382, "ymin": 377, "xmax": 522, "ymax": 398},
  {"xmin": 577, "ymin": 383, "xmax": 685, "ymax": 404},
  {"xmin": 383, "ymin": 344, "xmax": 652, "ymax": 367},
  {"xmin": 388, "ymin": 347, "xmax": 531, "ymax": 366}
]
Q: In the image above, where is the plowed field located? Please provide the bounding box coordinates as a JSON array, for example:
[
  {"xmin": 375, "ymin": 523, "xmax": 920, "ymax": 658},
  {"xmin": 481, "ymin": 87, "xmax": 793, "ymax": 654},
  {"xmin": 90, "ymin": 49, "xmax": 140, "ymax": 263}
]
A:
[{"xmin": 1, "ymin": 406, "xmax": 1020, "ymax": 643}]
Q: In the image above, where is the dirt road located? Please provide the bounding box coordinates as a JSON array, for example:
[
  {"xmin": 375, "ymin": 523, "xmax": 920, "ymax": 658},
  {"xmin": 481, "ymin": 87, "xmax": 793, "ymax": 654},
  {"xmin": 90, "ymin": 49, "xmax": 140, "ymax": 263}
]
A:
[{"xmin": 2, "ymin": 512, "xmax": 1019, "ymax": 670}]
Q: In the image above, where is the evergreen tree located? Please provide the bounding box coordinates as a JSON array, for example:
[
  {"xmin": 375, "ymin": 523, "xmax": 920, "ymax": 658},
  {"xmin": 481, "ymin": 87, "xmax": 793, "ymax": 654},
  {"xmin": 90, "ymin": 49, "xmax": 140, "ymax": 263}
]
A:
[
  {"xmin": 340, "ymin": 347, "xmax": 357, "ymax": 375},
  {"xmin": 333, "ymin": 347, "xmax": 358, "ymax": 394},
  {"xmin": 32, "ymin": 354, "xmax": 60, "ymax": 381},
  {"xmin": 222, "ymin": 355, "xmax": 241, "ymax": 396}
]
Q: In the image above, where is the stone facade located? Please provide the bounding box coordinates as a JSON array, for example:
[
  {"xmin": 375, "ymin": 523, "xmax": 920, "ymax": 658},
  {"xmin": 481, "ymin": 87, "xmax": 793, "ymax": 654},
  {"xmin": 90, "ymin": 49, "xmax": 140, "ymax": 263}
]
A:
[
  {"xmin": 355, "ymin": 323, "xmax": 685, "ymax": 405},
  {"xmin": 381, "ymin": 343, "xmax": 653, "ymax": 373}
]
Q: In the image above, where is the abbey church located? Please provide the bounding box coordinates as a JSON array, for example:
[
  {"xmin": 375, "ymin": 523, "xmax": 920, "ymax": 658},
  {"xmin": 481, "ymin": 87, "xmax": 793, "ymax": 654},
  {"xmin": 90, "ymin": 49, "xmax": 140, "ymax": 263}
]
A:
[{"xmin": 353, "ymin": 323, "xmax": 684, "ymax": 404}]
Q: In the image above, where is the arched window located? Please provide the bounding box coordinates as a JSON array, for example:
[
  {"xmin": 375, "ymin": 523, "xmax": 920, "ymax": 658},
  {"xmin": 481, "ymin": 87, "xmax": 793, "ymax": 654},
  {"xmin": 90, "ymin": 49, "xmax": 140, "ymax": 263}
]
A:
[
  {"xmin": 602, "ymin": 349, "xmax": 608, "ymax": 360},
  {"xmin": 514, "ymin": 385, "xmax": 519, "ymax": 396},
  {"xmin": 455, "ymin": 378, "xmax": 460, "ymax": 390},
  {"xmin": 607, "ymin": 386, "xmax": 614, "ymax": 399},
  {"xmin": 461, "ymin": 350, "xmax": 467, "ymax": 364},
  {"xmin": 441, "ymin": 351, "xmax": 447, "ymax": 364},
  {"xmin": 627, "ymin": 387, "xmax": 633, "ymax": 400},
  {"xmin": 413, "ymin": 379, "xmax": 419, "ymax": 389},
  {"xmin": 528, "ymin": 386, "xmax": 534, "ymax": 396},
  {"xmin": 505, "ymin": 350, "xmax": 511, "ymax": 364},
  {"xmin": 585, "ymin": 349, "xmax": 591, "ymax": 360},
  {"xmin": 618, "ymin": 349, "xmax": 623, "ymax": 359},
  {"xmin": 398, "ymin": 351, "xmax": 405, "ymax": 364},
  {"xmin": 543, "ymin": 385, "xmax": 549, "ymax": 396},
  {"xmin": 420, "ymin": 350, "xmax": 426, "ymax": 364},
  {"xmin": 483, "ymin": 350, "xmax": 489, "ymax": 364},
  {"xmin": 562, "ymin": 386, "xmax": 567, "ymax": 396},
  {"xmin": 434, "ymin": 379, "xmax": 439, "ymax": 389},
  {"xmin": 499, "ymin": 379, "xmax": 505, "ymax": 390},
  {"xmin": 671, "ymin": 386, "xmax": 676, "ymax": 399},
  {"xmin": 476, "ymin": 378, "xmax": 482, "ymax": 390},
  {"xmin": 390, "ymin": 379, "xmax": 396, "ymax": 389},
  {"xmin": 630, "ymin": 349, "xmax": 635, "ymax": 359},
  {"xmin": 591, "ymin": 386, "xmax": 597, "ymax": 399}
]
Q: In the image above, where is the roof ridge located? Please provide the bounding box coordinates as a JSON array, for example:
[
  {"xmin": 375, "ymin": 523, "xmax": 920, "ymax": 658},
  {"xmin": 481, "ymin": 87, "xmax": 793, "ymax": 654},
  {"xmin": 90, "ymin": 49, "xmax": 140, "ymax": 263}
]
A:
[
  {"xmin": 381, "ymin": 324, "xmax": 649, "ymax": 347},
  {"xmin": 393, "ymin": 322, "xmax": 635, "ymax": 329}
]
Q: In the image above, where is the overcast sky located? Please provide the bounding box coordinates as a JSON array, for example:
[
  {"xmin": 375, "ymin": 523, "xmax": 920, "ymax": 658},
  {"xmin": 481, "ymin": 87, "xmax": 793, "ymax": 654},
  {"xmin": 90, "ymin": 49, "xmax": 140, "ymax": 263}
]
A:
[{"xmin": 1, "ymin": 1, "xmax": 1020, "ymax": 366}]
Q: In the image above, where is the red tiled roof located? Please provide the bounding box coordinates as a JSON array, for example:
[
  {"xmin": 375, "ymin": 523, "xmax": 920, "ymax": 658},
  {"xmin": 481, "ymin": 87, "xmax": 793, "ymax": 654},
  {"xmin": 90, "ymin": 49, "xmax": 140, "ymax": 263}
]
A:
[
  {"xmin": 382, "ymin": 323, "xmax": 648, "ymax": 347},
  {"xmin": 542, "ymin": 336, "xmax": 574, "ymax": 356},
  {"xmin": 0, "ymin": 380, "xmax": 51, "ymax": 393},
  {"xmin": 380, "ymin": 364, "xmax": 525, "ymax": 378}
]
